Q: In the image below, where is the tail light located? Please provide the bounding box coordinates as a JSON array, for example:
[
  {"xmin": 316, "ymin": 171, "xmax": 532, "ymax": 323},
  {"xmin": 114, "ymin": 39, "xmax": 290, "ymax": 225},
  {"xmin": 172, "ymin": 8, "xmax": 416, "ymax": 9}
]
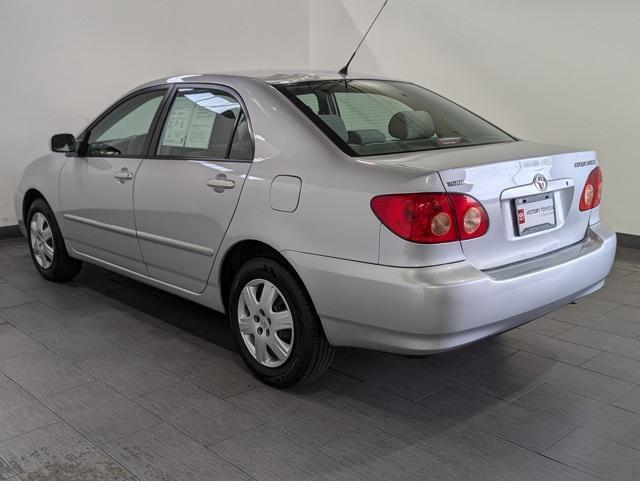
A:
[
  {"xmin": 449, "ymin": 194, "xmax": 490, "ymax": 240},
  {"xmin": 579, "ymin": 167, "xmax": 603, "ymax": 211},
  {"xmin": 370, "ymin": 193, "xmax": 489, "ymax": 244}
]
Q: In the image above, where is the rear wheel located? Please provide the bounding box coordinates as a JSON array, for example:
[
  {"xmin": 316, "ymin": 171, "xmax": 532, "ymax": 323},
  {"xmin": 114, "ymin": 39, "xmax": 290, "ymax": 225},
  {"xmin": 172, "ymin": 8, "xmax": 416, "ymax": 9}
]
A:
[
  {"xmin": 27, "ymin": 198, "xmax": 82, "ymax": 281},
  {"xmin": 229, "ymin": 257, "xmax": 334, "ymax": 387}
]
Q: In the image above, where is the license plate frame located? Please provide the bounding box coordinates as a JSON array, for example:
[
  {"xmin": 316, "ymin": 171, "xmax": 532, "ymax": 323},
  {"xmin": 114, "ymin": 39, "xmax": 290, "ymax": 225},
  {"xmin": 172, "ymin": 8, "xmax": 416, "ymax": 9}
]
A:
[{"xmin": 514, "ymin": 193, "xmax": 557, "ymax": 236}]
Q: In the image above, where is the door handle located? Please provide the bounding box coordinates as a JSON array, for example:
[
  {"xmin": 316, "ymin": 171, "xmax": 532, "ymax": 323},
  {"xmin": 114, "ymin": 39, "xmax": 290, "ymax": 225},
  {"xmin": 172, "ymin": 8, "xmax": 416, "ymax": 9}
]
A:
[
  {"xmin": 114, "ymin": 168, "xmax": 134, "ymax": 183},
  {"xmin": 207, "ymin": 175, "xmax": 235, "ymax": 193}
]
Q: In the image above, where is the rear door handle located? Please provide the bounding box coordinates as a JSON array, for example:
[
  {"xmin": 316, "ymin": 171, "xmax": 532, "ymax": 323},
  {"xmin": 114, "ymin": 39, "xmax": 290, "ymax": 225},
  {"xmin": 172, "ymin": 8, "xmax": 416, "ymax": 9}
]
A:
[
  {"xmin": 114, "ymin": 168, "xmax": 134, "ymax": 183},
  {"xmin": 207, "ymin": 175, "xmax": 235, "ymax": 193}
]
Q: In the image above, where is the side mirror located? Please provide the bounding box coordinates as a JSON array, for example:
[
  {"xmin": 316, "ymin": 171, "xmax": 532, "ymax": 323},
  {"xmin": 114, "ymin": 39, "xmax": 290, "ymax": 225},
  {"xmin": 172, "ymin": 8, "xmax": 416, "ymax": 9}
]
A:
[{"xmin": 51, "ymin": 133, "xmax": 77, "ymax": 153}]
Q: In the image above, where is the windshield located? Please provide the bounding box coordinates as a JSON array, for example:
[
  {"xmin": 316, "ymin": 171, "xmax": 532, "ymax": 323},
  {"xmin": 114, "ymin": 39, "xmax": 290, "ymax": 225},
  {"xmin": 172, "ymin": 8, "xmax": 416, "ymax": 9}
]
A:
[{"xmin": 276, "ymin": 80, "xmax": 514, "ymax": 156}]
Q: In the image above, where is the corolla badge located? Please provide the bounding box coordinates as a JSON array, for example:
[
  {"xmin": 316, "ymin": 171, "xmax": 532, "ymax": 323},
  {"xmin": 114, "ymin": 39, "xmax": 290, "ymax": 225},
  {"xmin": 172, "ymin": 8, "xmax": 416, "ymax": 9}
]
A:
[{"xmin": 533, "ymin": 174, "xmax": 548, "ymax": 191}]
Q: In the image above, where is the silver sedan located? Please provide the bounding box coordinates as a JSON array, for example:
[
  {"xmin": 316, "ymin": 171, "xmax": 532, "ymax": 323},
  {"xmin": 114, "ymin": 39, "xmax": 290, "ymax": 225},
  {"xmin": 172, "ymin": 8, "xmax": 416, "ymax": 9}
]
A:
[{"xmin": 15, "ymin": 71, "xmax": 616, "ymax": 386}]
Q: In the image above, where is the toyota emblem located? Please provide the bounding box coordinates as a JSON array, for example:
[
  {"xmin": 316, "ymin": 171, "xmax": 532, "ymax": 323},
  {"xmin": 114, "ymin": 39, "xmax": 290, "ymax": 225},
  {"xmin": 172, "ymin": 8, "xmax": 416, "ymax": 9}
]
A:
[{"xmin": 533, "ymin": 174, "xmax": 548, "ymax": 191}]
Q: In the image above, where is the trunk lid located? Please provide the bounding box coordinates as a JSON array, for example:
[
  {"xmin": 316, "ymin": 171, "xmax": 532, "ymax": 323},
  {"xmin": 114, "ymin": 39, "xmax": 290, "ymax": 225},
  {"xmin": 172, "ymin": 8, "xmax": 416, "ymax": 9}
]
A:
[{"xmin": 372, "ymin": 141, "xmax": 597, "ymax": 270}]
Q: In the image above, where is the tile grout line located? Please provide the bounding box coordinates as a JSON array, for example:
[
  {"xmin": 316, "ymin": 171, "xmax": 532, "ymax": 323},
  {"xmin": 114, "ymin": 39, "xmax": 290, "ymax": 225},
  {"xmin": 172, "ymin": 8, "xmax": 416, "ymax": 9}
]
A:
[
  {"xmin": 61, "ymin": 420, "xmax": 146, "ymax": 481},
  {"xmin": 418, "ymin": 423, "xmax": 608, "ymax": 480},
  {"xmin": 536, "ymin": 438, "xmax": 608, "ymax": 481},
  {"xmin": 539, "ymin": 425, "xmax": 579, "ymax": 452},
  {"xmin": 0, "ymin": 365, "xmax": 143, "ymax": 480}
]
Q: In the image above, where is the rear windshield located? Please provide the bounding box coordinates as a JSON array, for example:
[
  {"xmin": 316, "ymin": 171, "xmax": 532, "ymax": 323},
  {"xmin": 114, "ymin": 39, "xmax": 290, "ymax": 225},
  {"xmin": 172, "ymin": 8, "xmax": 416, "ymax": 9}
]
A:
[{"xmin": 276, "ymin": 80, "xmax": 514, "ymax": 156}]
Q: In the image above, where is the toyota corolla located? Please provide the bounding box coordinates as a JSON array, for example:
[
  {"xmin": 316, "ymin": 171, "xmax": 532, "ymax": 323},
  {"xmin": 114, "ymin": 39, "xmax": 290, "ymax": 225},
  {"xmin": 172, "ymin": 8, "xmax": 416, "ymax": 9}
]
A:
[{"xmin": 15, "ymin": 71, "xmax": 616, "ymax": 386}]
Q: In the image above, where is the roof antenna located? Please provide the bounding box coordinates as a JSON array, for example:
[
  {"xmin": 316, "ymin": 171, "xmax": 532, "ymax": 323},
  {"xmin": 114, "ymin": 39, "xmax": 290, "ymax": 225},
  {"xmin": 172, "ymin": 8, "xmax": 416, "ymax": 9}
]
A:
[{"xmin": 339, "ymin": 0, "xmax": 390, "ymax": 76}]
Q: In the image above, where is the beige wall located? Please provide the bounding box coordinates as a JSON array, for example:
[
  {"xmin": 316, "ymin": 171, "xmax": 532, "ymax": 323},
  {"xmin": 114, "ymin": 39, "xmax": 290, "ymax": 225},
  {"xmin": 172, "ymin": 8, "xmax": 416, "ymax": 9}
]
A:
[
  {"xmin": 311, "ymin": 0, "xmax": 640, "ymax": 235},
  {"xmin": 0, "ymin": 0, "xmax": 310, "ymax": 226}
]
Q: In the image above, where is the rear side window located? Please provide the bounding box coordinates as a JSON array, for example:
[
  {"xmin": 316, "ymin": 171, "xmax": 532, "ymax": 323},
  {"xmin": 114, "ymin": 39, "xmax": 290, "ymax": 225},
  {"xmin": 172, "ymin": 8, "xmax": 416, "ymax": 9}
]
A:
[
  {"xmin": 157, "ymin": 88, "xmax": 249, "ymax": 159},
  {"xmin": 87, "ymin": 90, "xmax": 165, "ymax": 157},
  {"xmin": 277, "ymin": 80, "xmax": 514, "ymax": 157},
  {"xmin": 228, "ymin": 112, "xmax": 253, "ymax": 160}
]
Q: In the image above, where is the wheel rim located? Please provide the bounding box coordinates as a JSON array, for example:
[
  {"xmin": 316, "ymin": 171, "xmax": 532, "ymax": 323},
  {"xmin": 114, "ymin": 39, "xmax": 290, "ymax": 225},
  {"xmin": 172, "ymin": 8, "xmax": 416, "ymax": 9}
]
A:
[
  {"xmin": 30, "ymin": 212, "xmax": 54, "ymax": 270},
  {"xmin": 237, "ymin": 278, "xmax": 294, "ymax": 368}
]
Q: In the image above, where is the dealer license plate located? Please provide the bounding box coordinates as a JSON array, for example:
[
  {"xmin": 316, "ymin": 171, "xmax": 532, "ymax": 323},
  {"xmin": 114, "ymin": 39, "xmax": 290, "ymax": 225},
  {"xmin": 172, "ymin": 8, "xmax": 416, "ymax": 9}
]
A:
[{"xmin": 514, "ymin": 193, "xmax": 556, "ymax": 236}]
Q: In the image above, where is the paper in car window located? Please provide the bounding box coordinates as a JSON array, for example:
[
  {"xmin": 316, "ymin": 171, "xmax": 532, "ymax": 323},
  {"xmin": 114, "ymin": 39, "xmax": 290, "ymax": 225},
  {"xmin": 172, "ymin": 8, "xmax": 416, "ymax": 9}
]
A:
[
  {"xmin": 161, "ymin": 97, "xmax": 194, "ymax": 147},
  {"xmin": 161, "ymin": 92, "xmax": 240, "ymax": 150},
  {"xmin": 185, "ymin": 105, "xmax": 216, "ymax": 149},
  {"xmin": 161, "ymin": 96, "xmax": 217, "ymax": 149}
]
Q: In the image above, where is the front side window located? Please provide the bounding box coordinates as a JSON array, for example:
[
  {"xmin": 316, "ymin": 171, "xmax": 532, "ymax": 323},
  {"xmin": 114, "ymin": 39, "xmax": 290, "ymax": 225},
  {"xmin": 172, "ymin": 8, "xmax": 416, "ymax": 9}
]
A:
[
  {"xmin": 157, "ymin": 88, "xmax": 249, "ymax": 159},
  {"xmin": 277, "ymin": 80, "xmax": 514, "ymax": 156},
  {"xmin": 87, "ymin": 90, "xmax": 165, "ymax": 157}
]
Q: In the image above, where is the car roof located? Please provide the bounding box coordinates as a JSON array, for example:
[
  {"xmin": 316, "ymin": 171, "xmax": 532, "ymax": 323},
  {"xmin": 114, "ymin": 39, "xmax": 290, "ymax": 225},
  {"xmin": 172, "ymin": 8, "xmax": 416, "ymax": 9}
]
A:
[{"xmin": 133, "ymin": 70, "xmax": 400, "ymax": 91}]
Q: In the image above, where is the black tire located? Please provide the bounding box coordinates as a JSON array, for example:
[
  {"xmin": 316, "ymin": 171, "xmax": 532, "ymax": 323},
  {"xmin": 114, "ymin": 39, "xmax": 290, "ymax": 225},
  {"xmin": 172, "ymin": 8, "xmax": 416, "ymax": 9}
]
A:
[
  {"xmin": 26, "ymin": 198, "xmax": 82, "ymax": 282},
  {"xmin": 229, "ymin": 257, "xmax": 335, "ymax": 388}
]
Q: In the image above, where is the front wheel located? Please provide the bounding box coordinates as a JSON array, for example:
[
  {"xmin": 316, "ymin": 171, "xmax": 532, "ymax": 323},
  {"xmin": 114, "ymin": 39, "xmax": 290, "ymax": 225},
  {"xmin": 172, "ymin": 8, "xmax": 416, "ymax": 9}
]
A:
[
  {"xmin": 229, "ymin": 257, "xmax": 335, "ymax": 387},
  {"xmin": 27, "ymin": 198, "xmax": 82, "ymax": 282}
]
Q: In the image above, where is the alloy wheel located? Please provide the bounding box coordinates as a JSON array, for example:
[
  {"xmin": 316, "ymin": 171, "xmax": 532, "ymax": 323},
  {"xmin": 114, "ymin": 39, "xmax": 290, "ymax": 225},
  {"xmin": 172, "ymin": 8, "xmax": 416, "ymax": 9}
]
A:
[
  {"xmin": 237, "ymin": 278, "xmax": 295, "ymax": 368},
  {"xmin": 30, "ymin": 212, "xmax": 54, "ymax": 269}
]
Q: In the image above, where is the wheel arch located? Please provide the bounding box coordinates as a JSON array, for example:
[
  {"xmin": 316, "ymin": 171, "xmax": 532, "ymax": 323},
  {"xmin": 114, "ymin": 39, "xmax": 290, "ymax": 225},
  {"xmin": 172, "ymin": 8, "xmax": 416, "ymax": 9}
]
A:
[
  {"xmin": 219, "ymin": 239, "xmax": 312, "ymax": 313},
  {"xmin": 22, "ymin": 188, "xmax": 47, "ymax": 224}
]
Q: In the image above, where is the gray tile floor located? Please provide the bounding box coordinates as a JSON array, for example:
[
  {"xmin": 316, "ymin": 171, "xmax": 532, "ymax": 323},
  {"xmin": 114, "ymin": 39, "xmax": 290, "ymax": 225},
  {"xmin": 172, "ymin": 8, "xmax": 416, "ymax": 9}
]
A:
[{"xmin": 0, "ymin": 236, "xmax": 639, "ymax": 480}]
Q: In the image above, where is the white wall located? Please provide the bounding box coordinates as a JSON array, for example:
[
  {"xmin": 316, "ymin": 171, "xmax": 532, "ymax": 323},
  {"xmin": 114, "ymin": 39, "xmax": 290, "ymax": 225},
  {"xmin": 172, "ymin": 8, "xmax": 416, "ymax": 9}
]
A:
[
  {"xmin": 2, "ymin": 1, "xmax": 638, "ymax": 235},
  {"xmin": 0, "ymin": 0, "xmax": 310, "ymax": 226},
  {"xmin": 311, "ymin": 0, "xmax": 640, "ymax": 235}
]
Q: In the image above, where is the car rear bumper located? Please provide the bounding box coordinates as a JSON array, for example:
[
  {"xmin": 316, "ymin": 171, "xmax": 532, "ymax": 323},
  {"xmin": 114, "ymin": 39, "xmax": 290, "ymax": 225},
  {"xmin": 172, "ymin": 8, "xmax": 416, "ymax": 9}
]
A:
[{"xmin": 285, "ymin": 222, "xmax": 616, "ymax": 354}]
